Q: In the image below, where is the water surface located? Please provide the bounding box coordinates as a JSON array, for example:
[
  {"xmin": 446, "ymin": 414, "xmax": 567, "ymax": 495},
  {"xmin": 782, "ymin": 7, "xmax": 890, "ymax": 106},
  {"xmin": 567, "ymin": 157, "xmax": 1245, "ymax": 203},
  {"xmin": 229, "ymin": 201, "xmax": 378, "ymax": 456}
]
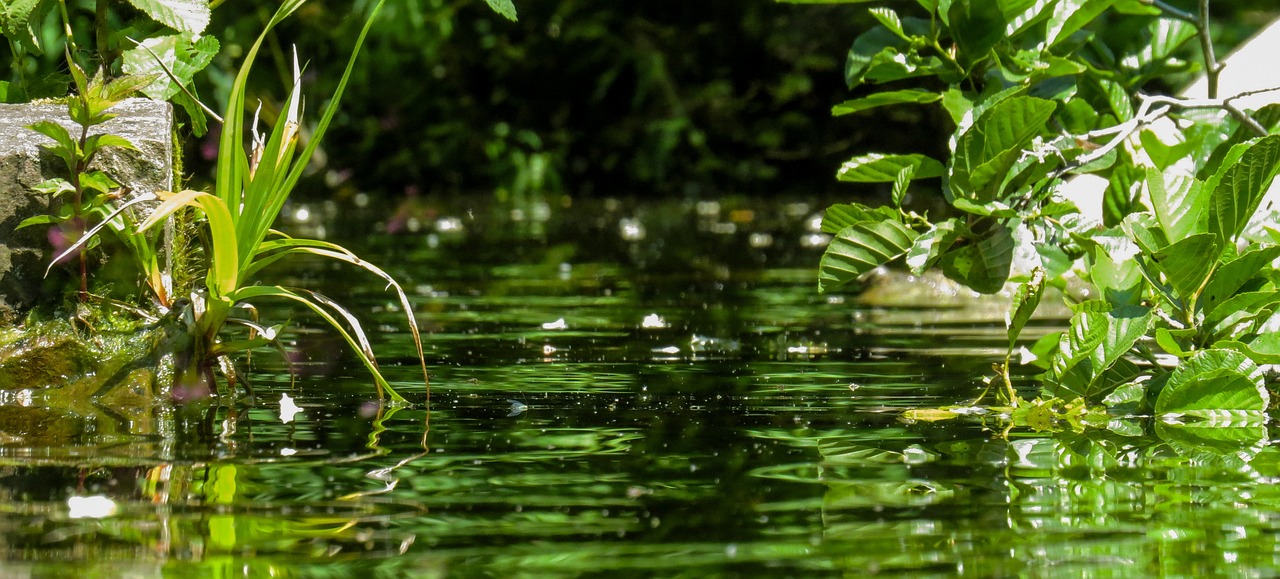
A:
[{"xmin": 2, "ymin": 197, "xmax": 1277, "ymax": 577}]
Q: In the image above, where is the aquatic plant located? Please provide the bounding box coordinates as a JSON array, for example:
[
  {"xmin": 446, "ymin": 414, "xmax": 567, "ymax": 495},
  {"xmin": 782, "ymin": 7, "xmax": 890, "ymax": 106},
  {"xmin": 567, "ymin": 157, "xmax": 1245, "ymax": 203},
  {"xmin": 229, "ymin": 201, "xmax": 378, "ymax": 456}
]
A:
[
  {"xmin": 132, "ymin": 0, "xmax": 428, "ymax": 401},
  {"xmin": 800, "ymin": 0, "xmax": 1280, "ymax": 423}
]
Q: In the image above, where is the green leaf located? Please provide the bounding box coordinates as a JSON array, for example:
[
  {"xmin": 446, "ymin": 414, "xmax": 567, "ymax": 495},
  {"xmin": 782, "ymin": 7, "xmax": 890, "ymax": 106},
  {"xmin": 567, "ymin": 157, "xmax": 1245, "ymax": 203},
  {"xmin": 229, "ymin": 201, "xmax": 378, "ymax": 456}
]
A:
[
  {"xmin": 1147, "ymin": 233, "xmax": 1218, "ymax": 302},
  {"xmin": 1154, "ymin": 349, "xmax": 1268, "ymax": 418},
  {"xmin": 1203, "ymin": 291, "xmax": 1280, "ymax": 339},
  {"xmin": 946, "ymin": 0, "xmax": 1004, "ymax": 67},
  {"xmin": 949, "ymin": 96, "xmax": 1057, "ymax": 202},
  {"xmin": 818, "ymin": 219, "xmax": 919, "ymax": 293},
  {"xmin": 483, "ymin": 0, "xmax": 518, "ymax": 20},
  {"xmin": 15, "ymin": 214, "xmax": 58, "ymax": 229},
  {"xmin": 837, "ymin": 153, "xmax": 945, "ymax": 182},
  {"xmin": 1046, "ymin": 302, "xmax": 1151, "ymax": 401},
  {"xmin": 1210, "ymin": 135, "xmax": 1280, "ymax": 244},
  {"xmin": 1046, "ymin": 0, "xmax": 1120, "ymax": 48},
  {"xmin": 82, "ymin": 133, "xmax": 138, "ymax": 161},
  {"xmin": 1006, "ymin": 267, "xmax": 1045, "ymax": 353},
  {"xmin": 831, "ymin": 89, "xmax": 941, "ymax": 116},
  {"xmin": 27, "ymin": 120, "xmax": 76, "ymax": 157},
  {"xmin": 845, "ymin": 20, "xmax": 942, "ymax": 88},
  {"xmin": 1198, "ymin": 246, "xmax": 1280, "ymax": 318},
  {"xmin": 891, "ymin": 164, "xmax": 916, "ymax": 207},
  {"xmin": 1088, "ymin": 237, "xmax": 1144, "ymax": 307},
  {"xmin": 79, "ymin": 171, "xmax": 120, "ymax": 195},
  {"xmin": 122, "ymin": 34, "xmax": 219, "ymax": 100},
  {"xmin": 939, "ymin": 222, "xmax": 1014, "ymax": 294},
  {"xmin": 123, "ymin": 0, "xmax": 210, "ymax": 35},
  {"xmin": 821, "ymin": 203, "xmax": 900, "ymax": 234},
  {"xmin": 1155, "ymin": 327, "xmax": 1193, "ymax": 358},
  {"xmin": 1146, "ymin": 167, "xmax": 1208, "ymax": 243},
  {"xmin": 905, "ymin": 218, "xmax": 961, "ymax": 274},
  {"xmin": 0, "ymin": 0, "xmax": 53, "ymax": 54}
]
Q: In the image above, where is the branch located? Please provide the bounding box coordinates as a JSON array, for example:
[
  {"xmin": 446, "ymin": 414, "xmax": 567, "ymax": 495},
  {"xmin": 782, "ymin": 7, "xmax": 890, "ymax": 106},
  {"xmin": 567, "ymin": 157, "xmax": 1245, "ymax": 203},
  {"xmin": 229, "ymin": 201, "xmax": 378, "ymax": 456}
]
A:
[{"xmin": 1197, "ymin": 0, "xmax": 1223, "ymax": 99}]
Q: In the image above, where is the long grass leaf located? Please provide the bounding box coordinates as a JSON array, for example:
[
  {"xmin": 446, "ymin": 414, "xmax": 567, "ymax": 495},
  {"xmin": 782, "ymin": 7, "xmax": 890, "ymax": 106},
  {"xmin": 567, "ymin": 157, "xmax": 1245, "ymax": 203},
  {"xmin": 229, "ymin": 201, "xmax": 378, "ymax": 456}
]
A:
[
  {"xmin": 229, "ymin": 284, "xmax": 404, "ymax": 402},
  {"xmin": 248, "ymin": 236, "xmax": 429, "ymax": 392},
  {"xmin": 139, "ymin": 190, "xmax": 239, "ymax": 296}
]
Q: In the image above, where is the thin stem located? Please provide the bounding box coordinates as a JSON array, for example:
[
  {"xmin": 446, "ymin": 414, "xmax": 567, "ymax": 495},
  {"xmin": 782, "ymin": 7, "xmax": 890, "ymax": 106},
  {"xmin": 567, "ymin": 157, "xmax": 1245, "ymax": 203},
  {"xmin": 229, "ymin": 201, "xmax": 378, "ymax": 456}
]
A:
[
  {"xmin": 95, "ymin": 0, "xmax": 110, "ymax": 68},
  {"xmin": 1197, "ymin": 0, "xmax": 1221, "ymax": 99},
  {"xmin": 1151, "ymin": 0, "xmax": 1196, "ymax": 24}
]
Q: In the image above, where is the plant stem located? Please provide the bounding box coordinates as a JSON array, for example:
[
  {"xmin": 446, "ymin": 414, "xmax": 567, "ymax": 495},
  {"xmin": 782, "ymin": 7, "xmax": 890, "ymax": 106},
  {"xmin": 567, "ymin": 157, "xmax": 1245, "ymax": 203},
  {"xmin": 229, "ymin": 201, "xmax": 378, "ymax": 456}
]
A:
[
  {"xmin": 1197, "ymin": 0, "xmax": 1222, "ymax": 99},
  {"xmin": 95, "ymin": 0, "xmax": 110, "ymax": 67}
]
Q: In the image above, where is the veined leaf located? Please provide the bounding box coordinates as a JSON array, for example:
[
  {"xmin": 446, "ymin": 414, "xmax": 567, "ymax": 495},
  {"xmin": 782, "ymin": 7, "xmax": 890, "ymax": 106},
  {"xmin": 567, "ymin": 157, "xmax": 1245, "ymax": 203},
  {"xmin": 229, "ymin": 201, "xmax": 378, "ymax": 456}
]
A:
[
  {"xmin": 939, "ymin": 222, "xmax": 1013, "ymax": 294},
  {"xmin": 949, "ymin": 96, "xmax": 1056, "ymax": 202},
  {"xmin": 832, "ymin": 89, "xmax": 941, "ymax": 116},
  {"xmin": 821, "ymin": 203, "xmax": 900, "ymax": 234},
  {"xmin": 891, "ymin": 164, "xmax": 916, "ymax": 207},
  {"xmin": 905, "ymin": 218, "xmax": 961, "ymax": 274},
  {"xmin": 1148, "ymin": 233, "xmax": 1218, "ymax": 302},
  {"xmin": 837, "ymin": 153, "xmax": 945, "ymax": 182},
  {"xmin": 1047, "ymin": 302, "xmax": 1151, "ymax": 401},
  {"xmin": 1146, "ymin": 167, "xmax": 1208, "ymax": 243},
  {"xmin": 818, "ymin": 219, "xmax": 918, "ymax": 293},
  {"xmin": 483, "ymin": 0, "xmax": 517, "ymax": 21},
  {"xmin": 1203, "ymin": 290, "xmax": 1280, "ymax": 339},
  {"xmin": 1209, "ymin": 135, "xmax": 1280, "ymax": 244},
  {"xmin": 1046, "ymin": 0, "xmax": 1120, "ymax": 48},
  {"xmin": 124, "ymin": 0, "xmax": 210, "ymax": 35},
  {"xmin": 1155, "ymin": 349, "xmax": 1268, "ymax": 418},
  {"xmin": 1198, "ymin": 246, "xmax": 1280, "ymax": 318},
  {"xmin": 1006, "ymin": 267, "xmax": 1046, "ymax": 353}
]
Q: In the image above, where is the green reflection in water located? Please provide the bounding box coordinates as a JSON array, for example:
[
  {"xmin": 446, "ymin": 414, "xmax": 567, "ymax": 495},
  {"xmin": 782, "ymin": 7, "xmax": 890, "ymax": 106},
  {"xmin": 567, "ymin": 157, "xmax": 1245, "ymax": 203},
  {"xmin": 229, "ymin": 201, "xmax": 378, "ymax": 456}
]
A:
[{"xmin": 0, "ymin": 199, "xmax": 1279, "ymax": 576}]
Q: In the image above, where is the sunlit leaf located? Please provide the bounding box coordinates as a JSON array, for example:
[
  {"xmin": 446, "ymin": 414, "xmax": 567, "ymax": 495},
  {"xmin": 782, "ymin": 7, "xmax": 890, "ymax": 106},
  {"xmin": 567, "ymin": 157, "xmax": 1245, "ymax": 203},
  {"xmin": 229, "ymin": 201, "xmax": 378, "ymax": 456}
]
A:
[
  {"xmin": 483, "ymin": 0, "xmax": 517, "ymax": 21},
  {"xmin": 1148, "ymin": 233, "xmax": 1218, "ymax": 302},
  {"xmin": 818, "ymin": 219, "xmax": 919, "ymax": 293},
  {"xmin": 831, "ymin": 89, "xmax": 941, "ymax": 116},
  {"xmin": 905, "ymin": 218, "xmax": 961, "ymax": 274},
  {"xmin": 1006, "ymin": 267, "xmax": 1045, "ymax": 353},
  {"xmin": 837, "ymin": 153, "xmax": 945, "ymax": 182},
  {"xmin": 821, "ymin": 203, "xmax": 899, "ymax": 234},
  {"xmin": 1198, "ymin": 246, "xmax": 1280, "ymax": 318},
  {"xmin": 939, "ymin": 222, "xmax": 1013, "ymax": 294},
  {"xmin": 124, "ymin": 0, "xmax": 210, "ymax": 35},
  {"xmin": 1146, "ymin": 167, "xmax": 1208, "ymax": 243},
  {"xmin": 1154, "ymin": 349, "xmax": 1268, "ymax": 418},
  {"xmin": 949, "ymin": 96, "xmax": 1057, "ymax": 202},
  {"xmin": 1209, "ymin": 135, "xmax": 1280, "ymax": 244}
]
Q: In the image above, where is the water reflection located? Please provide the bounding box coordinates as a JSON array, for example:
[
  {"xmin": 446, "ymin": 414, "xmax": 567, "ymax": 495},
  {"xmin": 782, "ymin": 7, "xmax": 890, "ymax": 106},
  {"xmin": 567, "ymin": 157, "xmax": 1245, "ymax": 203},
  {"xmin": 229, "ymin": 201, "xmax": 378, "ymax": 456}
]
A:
[{"xmin": 0, "ymin": 198, "xmax": 1278, "ymax": 575}]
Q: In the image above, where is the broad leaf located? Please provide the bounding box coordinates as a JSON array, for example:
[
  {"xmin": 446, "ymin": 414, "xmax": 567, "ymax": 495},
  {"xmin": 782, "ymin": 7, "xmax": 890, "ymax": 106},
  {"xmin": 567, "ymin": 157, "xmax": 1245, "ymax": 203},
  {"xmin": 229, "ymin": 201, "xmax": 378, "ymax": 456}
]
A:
[
  {"xmin": 1154, "ymin": 349, "xmax": 1268, "ymax": 418},
  {"xmin": 1198, "ymin": 246, "xmax": 1280, "ymax": 318},
  {"xmin": 1146, "ymin": 167, "xmax": 1208, "ymax": 243},
  {"xmin": 1203, "ymin": 290, "xmax": 1280, "ymax": 339},
  {"xmin": 832, "ymin": 89, "xmax": 941, "ymax": 116},
  {"xmin": 821, "ymin": 203, "xmax": 899, "ymax": 234},
  {"xmin": 483, "ymin": 0, "xmax": 517, "ymax": 21},
  {"xmin": 905, "ymin": 218, "xmax": 962, "ymax": 274},
  {"xmin": 1046, "ymin": 0, "xmax": 1120, "ymax": 47},
  {"xmin": 1006, "ymin": 267, "xmax": 1045, "ymax": 353},
  {"xmin": 939, "ymin": 222, "xmax": 1014, "ymax": 294},
  {"xmin": 949, "ymin": 96, "xmax": 1057, "ymax": 202},
  {"xmin": 818, "ymin": 219, "xmax": 918, "ymax": 293},
  {"xmin": 1209, "ymin": 135, "xmax": 1280, "ymax": 244},
  {"xmin": 124, "ymin": 0, "xmax": 210, "ymax": 35},
  {"xmin": 891, "ymin": 164, "xmax": 916, "ymax": 207},
  {"xmin": 837, "ymin": 153, "xmax": 945, "ymax": 182},
  {"xmin": 1147, "ymin": 233, "xmax": 1218, "ymax": 302}
]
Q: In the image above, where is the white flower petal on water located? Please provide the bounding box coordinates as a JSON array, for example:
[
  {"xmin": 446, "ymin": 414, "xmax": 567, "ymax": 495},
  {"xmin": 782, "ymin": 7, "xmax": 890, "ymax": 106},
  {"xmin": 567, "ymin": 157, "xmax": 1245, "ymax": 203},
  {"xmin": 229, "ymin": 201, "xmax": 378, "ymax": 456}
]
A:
[
  {"xmin": 541, "ymin": 318, "xmax": 568, "ymax": 330},
  {"xmin": 280, "ymin": 393, "xmax": 303, "ymax": 424},
  {"xmin": 641, "ymin": 313, "xmax": 667, "ymax": 329},
  {"xmin": 68, "ymin": 495, "xmax": 117, "ymax": 519}
]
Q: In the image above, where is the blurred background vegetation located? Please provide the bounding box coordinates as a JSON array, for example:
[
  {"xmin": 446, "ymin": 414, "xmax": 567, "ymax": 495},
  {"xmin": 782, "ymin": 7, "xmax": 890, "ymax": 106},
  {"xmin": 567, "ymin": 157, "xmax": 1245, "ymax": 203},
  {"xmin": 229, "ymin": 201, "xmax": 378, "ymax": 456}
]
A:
[{"xmin": 3, "ymin": 0, "xmax": 1278, "ymax": 203}]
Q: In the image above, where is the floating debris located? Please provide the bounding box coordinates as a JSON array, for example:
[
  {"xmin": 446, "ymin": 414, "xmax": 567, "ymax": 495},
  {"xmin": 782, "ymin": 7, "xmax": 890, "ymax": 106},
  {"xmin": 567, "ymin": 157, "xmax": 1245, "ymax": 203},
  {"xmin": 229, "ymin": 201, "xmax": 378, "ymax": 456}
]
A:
[
  {"xmin": 68, "ymin": 496, "xmax": 117, "ymax": 519},
  {"xmin": 541, "ymin": 318, "xmax": 568, "ymax": 330},
  {"xmin": 641, "ymin": 313, "xmax": 668, "ymax": 329},
  {"xmin": 280, "ymin": 393, "xmax": 303, "ymax": 424},
  {"xmin": 507, "ymin": 400, "xmax": 528, "ymax": 417}
]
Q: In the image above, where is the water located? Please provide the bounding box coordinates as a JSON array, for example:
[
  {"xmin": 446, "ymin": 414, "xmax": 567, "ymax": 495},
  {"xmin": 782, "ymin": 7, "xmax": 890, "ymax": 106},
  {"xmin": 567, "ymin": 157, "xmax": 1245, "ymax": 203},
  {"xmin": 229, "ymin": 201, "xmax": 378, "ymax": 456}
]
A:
[{"xmin": 3, "ymin": 197, "xmax": 1279, "ymax": 576}]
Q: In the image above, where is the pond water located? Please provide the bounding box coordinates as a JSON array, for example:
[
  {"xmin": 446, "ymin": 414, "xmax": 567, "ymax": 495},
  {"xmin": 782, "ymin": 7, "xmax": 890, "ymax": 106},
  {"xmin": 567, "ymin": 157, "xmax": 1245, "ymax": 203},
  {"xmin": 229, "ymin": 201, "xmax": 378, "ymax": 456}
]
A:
[{"xmin": 4, "ymin": 196, "xmax": 1280, "ymax": 576}]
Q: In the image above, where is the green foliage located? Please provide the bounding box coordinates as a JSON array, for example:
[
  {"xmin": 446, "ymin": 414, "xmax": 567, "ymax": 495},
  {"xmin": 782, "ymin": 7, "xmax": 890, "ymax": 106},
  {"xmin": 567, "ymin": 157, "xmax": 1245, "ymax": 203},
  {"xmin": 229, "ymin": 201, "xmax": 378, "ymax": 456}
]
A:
[
  {"xmin": 136, "ymin": 0, "xmax": 428, "ymax": 401},
  {"xmin": 16, "ymin": 56, "xmax": 164, "ymax": 304},
  {"xmin": 803, "ymin": 0, "xmax": 1280, "ymax": 425}
]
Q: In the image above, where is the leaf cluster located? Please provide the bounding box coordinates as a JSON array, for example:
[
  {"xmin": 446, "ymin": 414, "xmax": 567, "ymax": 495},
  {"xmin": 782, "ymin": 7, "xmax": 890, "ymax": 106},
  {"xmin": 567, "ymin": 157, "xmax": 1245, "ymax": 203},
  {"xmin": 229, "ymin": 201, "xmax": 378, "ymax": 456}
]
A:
[{"xmin": 807, "ymin": 0, "xmax": 1280, "ymax": 423}]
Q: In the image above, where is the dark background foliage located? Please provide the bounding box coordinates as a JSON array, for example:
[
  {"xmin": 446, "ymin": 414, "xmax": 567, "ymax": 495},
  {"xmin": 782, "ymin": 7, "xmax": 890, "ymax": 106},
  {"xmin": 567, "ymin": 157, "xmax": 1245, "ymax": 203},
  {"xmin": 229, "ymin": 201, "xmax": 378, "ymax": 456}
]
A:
[{"xmin": 3, "ymin": 0, "xmax": 1277, "ymax": 201}]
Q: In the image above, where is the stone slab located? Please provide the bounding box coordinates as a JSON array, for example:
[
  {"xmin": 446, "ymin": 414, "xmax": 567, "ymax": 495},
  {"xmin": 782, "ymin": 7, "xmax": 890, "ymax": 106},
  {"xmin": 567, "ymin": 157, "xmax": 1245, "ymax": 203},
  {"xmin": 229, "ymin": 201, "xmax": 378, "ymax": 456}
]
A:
[{"xmin": 0, "ymin": 98, "xmax": 173, "ymax": 323}]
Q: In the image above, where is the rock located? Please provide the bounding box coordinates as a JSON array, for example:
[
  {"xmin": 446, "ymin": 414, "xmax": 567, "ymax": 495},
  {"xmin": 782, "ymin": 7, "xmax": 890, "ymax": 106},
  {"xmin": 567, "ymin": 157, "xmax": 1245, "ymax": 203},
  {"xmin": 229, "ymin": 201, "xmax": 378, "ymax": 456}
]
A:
[{"xmin": 0, "ymin": 98, "xmax": 174, "ymax": 323}]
